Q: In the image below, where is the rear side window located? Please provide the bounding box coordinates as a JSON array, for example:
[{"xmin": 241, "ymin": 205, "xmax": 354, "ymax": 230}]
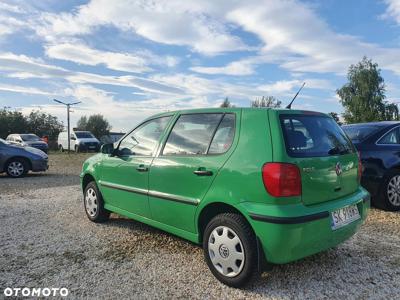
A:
[
  {"xmin": 208, "ymin": 114, "xmax": 235, "ymax": 154},
  {"xmin": 378, "ymin": 127, "xmax": 400, "ymax": 144},
  {"xmin": 162, "ymin": 113, "xmax": 235, "ymax": 156},
  {"xmin": 280, "ymin": 114, "xmax": 354, "ymax": 157}
]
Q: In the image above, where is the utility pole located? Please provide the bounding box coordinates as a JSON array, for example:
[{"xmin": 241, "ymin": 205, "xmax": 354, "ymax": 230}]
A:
[{"xmin": 53, "ymin": 99, "xmax": 81, "ymax": 153}]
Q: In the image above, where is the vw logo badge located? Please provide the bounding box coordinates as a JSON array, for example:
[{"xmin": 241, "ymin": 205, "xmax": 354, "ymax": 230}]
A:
[{"xmin": 335, "ymin": 162, "xmax": 342, "ymax": 176}]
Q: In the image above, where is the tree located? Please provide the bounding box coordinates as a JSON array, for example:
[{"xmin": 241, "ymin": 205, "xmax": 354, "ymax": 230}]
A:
[
  {"xmin": 77, "ymin": 114, "xmax": 111, "ymax": 139},
  {"xmin": 0, "ymin": 107, "xmax": 28, "ymax": 138},
  {"xmin": 76, "ymin": 116, "xmax": 88, "ymax": 130},
  {"xmin": 251, "ymin": 96, "xmax": 281, "ymax": 108},
  {"xmin": 328, "ymin": 112, "xmax": 342, "ymax": 125},
  {"xmin": 26, "ymin": 110, "xmax": 64, "ymax": 141},
  {"xmin": 220, "ymin": 97, "xmax": 234, "ymax": 108},
  {"xmin": 337, "ymin": 56, "xmax": 397, "ymax": 123}
]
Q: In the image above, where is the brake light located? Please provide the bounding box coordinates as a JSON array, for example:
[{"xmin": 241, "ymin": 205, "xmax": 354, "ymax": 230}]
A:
[
  {"xmin": 357, "ymin": 151, "xmax": 362, "ymax": 183},
  {"xmin": 262, "ymin": 163, "xmax": 301, "ymax": 197}
]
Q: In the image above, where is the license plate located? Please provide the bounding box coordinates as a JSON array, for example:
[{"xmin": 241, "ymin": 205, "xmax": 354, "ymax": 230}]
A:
[
  {"xmin": 89, "ymin": 146, "xmax": 95, "ymax": 149},
  {"xmin": 331, "ymin": 204, "xmax": 360, "ymax": 230}
]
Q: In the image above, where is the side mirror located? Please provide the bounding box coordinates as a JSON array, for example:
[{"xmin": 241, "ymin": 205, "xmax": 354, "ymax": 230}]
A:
[
  {"xmin": 101, "ymin": 143, "xmax": 115, "ymax": 155},
  {"xmin": 70, "ymin": 136, "xmax": 76, "ymax": 140}
]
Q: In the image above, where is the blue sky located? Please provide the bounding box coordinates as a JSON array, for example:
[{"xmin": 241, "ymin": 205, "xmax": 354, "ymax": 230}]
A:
[{"xmin": 0, "ymin": 0, "xmax": 400, "ymax": 131}]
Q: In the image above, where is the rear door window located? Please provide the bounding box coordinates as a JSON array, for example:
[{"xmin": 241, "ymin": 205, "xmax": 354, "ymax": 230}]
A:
[
  {"xmin": 280, "ymin": 114, "xmax": 354, "ymax": 157},
  {"xmin": 162, "ymin": 113, "xmax": 224, "ymax": 156}
]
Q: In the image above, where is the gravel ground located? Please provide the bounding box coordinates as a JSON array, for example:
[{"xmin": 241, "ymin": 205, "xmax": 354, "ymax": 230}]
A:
[{"xmin": 1, "ymin": 154, "xmax": 400, "ymax": 299}]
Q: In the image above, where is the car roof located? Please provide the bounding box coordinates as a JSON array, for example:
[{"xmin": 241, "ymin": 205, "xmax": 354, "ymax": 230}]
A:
[
  {"xmin": 343, "ymin": 121, "xmax": 400, "ymax": 128},
  {"xmin": 148, "ymin": 107, "xmax": 327, "ymax": 119}
]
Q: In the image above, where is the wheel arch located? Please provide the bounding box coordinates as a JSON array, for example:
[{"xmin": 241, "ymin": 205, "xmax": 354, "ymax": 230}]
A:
[
  {"xmin": 5, "ymin": 156, "xmax": 32, "ymax": 171},
  {"xmin": 196, "ymin": 201, "xmax": 253, "ymax": 244},
  {"xmin": 82, "ymin": 173, "xmax": 96, "ymax": 191}
]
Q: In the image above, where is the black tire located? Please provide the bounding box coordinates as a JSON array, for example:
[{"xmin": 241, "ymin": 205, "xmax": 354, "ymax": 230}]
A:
[
  {"xmin": 59, "ymin": 145, "xmax": 64, "ymax": 152},
  {"xmin": 83, "ymin": 181, "xmax": 110, "ymax": 222},
  {"xmin": 75, "ymin": 145, "xmax": 80, "ymax": 153},
  {"xmin": 376, "ymin": 169, "xmax": 400, "ymax": 211},
  {"xmin": 5, "ymin": 158, "xmax": 28, "ymax": 178},
  {"xmin": 203, "ymin": 213, "xmax": 258, "ymax": 287}
]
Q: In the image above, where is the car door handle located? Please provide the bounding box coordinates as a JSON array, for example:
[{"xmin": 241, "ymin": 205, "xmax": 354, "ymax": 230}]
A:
[
  {"xmin": 193, "ymin": 169, "xmax": 213, "ymax": 176},
  {"xmin": 136, "ymin": 165, "xmax": 148, "ymax": 172}
]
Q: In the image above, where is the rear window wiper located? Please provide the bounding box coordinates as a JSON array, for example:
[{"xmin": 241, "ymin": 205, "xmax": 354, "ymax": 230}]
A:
[{"xmin": 328, "ymin": 147, "xmax": 350, "ymax": 156}]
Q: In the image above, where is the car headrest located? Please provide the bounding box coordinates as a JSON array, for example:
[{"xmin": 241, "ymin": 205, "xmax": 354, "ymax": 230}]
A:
[{"xmin": 287, "ymin": 130, "xmax": 307, "ymax": 149}]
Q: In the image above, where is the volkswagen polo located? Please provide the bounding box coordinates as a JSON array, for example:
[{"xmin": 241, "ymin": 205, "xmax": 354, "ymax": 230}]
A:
[{"xmin": 80, "ymin": 108, "xmax": 370, "ymax": 287}]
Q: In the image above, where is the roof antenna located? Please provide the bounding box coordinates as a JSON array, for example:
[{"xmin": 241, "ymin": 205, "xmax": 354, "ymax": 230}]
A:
[{"xmin": 286, "ymin": 82, "xmax": 305, "ymax": 109}]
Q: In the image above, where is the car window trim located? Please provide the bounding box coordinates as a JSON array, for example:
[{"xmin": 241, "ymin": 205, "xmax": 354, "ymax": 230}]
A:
[
  {"xmin": 375, "ymin": 125, "xmax": 400, "ymax": 145},
  {"xmin": 116, "ymin": 114, "xmax": 174, "ymax": 158},
  {"xmin": 159, "ymin": 112, "xmax": 236, "ymax": 157}
]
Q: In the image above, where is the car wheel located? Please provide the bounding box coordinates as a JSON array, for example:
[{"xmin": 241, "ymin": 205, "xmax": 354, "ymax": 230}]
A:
[
  {"xmin": 6, "ymin": 158, "xmax": 28, "ymax": 178},
  {"xmin": 378, "ymin": 170, "xmax": 400, "ymax": 211},
  {"xmin": 75, "ymin": 145, "xmax": 80, "ymax": 153},
  {"xmin": 84, "ymin": 181, "xmax": 110, "ymax": 222},
  {"xmin": 59, "ymin": 145, "xmax": 64, "ymax": 152},
  {"xmin": 203, "ymin": 213, "xmax": 258, "ymax": 287}
]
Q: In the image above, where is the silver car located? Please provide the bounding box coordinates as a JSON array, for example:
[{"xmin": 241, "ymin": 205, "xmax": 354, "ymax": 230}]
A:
[
  {"xmin": 0, "ymin": 138, "xmax": 48, "ymax": 178},
  {"xmin": 6, "ymin": 133, "xmax": 48, "ymax": 153}
]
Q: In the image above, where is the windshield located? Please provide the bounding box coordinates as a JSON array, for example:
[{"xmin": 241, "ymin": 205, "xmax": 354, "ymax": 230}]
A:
[
  {"xmin": 342, "ymin": 125, "xmax": 381, "ymax": 142},
  {"xmin": 20, "ymin": 134, "xmax": 40, "ymax": 141},
  {"xmin": 75, "ymin": 132, "xmax": 94, "ymax": 138},
  {"xmin": 280, "ymin": 114, "xmax": 355, "ymax": 157}
]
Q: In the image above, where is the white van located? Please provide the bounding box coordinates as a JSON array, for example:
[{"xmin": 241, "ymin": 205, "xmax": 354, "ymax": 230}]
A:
[{"xmin": 57, "ymin": 130, "xmax": 100, "ymax": 152}]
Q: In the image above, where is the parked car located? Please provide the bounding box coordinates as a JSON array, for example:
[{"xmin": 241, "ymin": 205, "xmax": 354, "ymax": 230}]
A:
[
  {"xmin": 343, "ymin": 121, "xmax": 400, "ymax": 211},
  {"xmin": 58, "ymin": 130, "xmax": 100, "ymax": 152},
  {"xmin": 0, "ymin": 138, "xmax": 48, "ymax": 178},
  {"xmin": 80, "ymin": 108, "xmax": 370, "ymax": 287},
  {"xmin": 6, "ymin": 133, "xmax": 48, "ymax": 153}
]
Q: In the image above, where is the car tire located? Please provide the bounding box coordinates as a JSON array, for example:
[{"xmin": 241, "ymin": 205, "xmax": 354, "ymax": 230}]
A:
[
  {"xmin": 59, "ymin": 145, "xmax": 64, "ymax": 152},
  {"xmin": 75, "ymin": 145, "xmax": 80, "ymax": 153},
  {"xmin": 5, "ymin": 158, "xmax": 28, "ymax": 178},
  {"xmin": 83, "ymin": 181, "xmax": 110, "ymax": 222},
  {"xmin": 377, "ymin": 169, "xmax": 400, "ymax": 211},
  {"xmin": 203, "ymin": 213, "xmax": 258, "ymax": 287}
]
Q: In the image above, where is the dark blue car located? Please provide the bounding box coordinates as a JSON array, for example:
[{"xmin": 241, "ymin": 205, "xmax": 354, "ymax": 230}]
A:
[{"xmin": 343, "ymin": 121, "xmax": 400, "ymax": 211}]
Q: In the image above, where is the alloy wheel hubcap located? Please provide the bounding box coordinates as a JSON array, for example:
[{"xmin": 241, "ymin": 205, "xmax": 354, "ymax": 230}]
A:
[
  {"xmin": 208, "ymin": 226, "xmax": 245, "ymax": 277},
  {"xmin": 8, "ymin": 161, "xmax": 24, "ymax": 177},
  {"xmin": 85, "ymin": 188, "xmax": 98, "ymax": 217},
  {"xmin": 387, "ymin": 175, "xmax": 400, "ymax": 206}
]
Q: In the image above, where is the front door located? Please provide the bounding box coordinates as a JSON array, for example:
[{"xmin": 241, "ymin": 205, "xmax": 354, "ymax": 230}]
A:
[
  {"xmin": 99, "ymin": 116, "xmax": 172, "ymax": 218},
  {"xmin": 149, "ymin": 113, "xmax": 237, "ymax": 233}
]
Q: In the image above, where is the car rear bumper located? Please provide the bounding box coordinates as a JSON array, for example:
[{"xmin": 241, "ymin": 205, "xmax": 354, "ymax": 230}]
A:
[
  {"xmin": 31, "ymin": 159, "xmax": 49, "ymax": 172},
  {"xmin": 238, "ymin": 187, "xmax": 370, "ymax": 264}
]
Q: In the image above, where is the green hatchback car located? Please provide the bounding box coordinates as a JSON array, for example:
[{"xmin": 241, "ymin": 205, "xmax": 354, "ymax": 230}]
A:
[{"xmin": 80, "ymin": 108, "xmax": 370, "ymax": 287}]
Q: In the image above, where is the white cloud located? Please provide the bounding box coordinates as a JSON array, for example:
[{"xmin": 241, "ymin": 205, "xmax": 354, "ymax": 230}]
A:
[
  {"xmin": 35, "ymin": 0, "xmax": 248, "ymax": 55},
  {"xmin": 0, "ymin": 83, "xmax": 54, "ymax": 95},
  {"xmin": 191, "ymin": 60, "xmax": 255, "ymax": 75},
  {"xmin": 45, "ymin": 43, "xmax": 179, "ymax": 73},
  {"xmin": 257, "ymin": 79, "xmax": 334, "ymax": 95},
  {"xmin": 381, "ymin": 0, "xmax": 400, "ymax": 24}
]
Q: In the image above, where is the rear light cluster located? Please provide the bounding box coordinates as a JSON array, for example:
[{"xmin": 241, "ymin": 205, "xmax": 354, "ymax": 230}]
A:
[
  {"xmin": 262, "ymin": 163, "xmax": 302, "ymax": 197},
  {"xmin": 357, "ymin": 151, "xmax": 362, "ymax": 183}
]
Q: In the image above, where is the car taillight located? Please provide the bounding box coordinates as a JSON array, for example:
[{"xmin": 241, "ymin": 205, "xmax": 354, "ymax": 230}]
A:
[
  {"xmin": 262, "ymin": 163, "xmax": 301, "ymax": 197},
  {"xmin": 357, "ymin": 151, "xmax": 362, "ymax": 183}
]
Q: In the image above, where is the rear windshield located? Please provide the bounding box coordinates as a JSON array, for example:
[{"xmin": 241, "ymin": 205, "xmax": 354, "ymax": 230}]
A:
[
  {"xmin": 75, "ymin": 132, "xmax": 94, "ymax": 138},
  {"xmin": 20, "ymin": 134, "xmax": 40, "ymax": 141},
  {"xmin": 342, "ymin": 125, "xmax": 380, "ymax": 142},
  {"xmin": 280, "ymin": 114, "xmax": 355, "ymax": 157}
]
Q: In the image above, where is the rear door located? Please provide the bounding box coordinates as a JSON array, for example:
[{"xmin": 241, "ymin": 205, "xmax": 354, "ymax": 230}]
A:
[
  {"xmin": 148, "ymin": 112, "xmax": 237, "ymax": 233},
  {"xmin": 270, "ymin": 111, "xmax": 359, "ymax": 206}
]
